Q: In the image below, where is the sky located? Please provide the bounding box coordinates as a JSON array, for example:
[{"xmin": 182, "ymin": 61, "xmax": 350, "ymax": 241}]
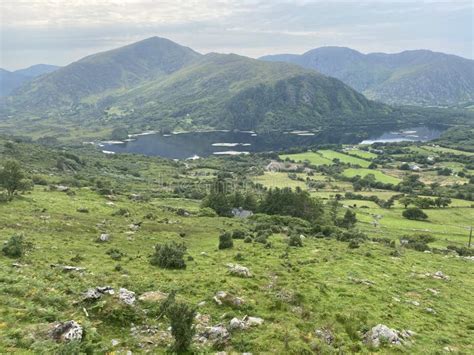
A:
[{"xmin": 1, "ymin": 0, "xmax": 473, "ymax": 70}]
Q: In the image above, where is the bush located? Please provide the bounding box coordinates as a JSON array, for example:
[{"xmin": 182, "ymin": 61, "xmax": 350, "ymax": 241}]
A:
[
  {"xmin": 106, "ymin": 248, "xmax": 123, "ymax": 261},
  {"xmin": 402, "ymin": 207, "xmax": 428, "ymax": 220},
  {"xmin": 150, "ymin": 242, "xmax": 187, "ymax": 269},
  {"xmin": 254, "ymin": 235, "xmax": 268, "ymax": 244},
  {"xmin": 166, "ymin": 301, "xmax": 196, "ymax": 353},
  {"xmin": 447, "ymin": 245, "xmax": 474, "ymax": 256},
  {"xmin": 288, "ymin": 234, "xmax": 303, "ymax": 247},
  {"xmin": 232, "ymin": 230, "xmax": 246, "ymax": 239},
  {"xmin": 244, "ymin": 236, "xmax": 253, "ymax": 243},
  {"xmin": 218, "ymin": 232, "xmax": 233, "ymax": 250},
  {"xmin": 348, "ymin": 240, "xmax": 360, "ymax": 249},
  {"xmin": 2, "ymin": 235, "xmax": 31, "ymax": 258}
]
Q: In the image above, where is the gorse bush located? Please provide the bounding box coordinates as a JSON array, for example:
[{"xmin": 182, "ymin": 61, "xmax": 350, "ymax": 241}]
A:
[
  {"xmin": 218, "ymin": 232, "xmax": 233, "ymax": 249},
  {"xmin": 164, "ymin": 299, "xmax": 196, "ymax": 353},
  {"xmin": 288, "ymin": 234, "xmax": 303, "ymax": 247},
  {"xmin": 402, "ymin": 207, "xmax": 428, "ymax": 220},
  {"xmin": 232, "ymin": 230, "xmax": 246, "ymax": 239},
  {"xmin": 2, "ymin": 235, "xmax": 31, "ymax": 258},
  {"xmin": 150, "ymin": 242, "xmax": 187, "ymax": 269}
]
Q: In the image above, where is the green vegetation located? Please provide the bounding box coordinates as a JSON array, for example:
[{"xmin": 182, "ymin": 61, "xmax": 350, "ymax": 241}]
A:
[
  {"xmin": 343, "ymin": 168, "xmax": 401, "ymax": 185},
  {"xmin": 261, "ymin": 47, "xmax": 474, "ymax": 106},
  {"xmin": 0, "ymin": 136, "xmax": 472, "ymax": 353}
]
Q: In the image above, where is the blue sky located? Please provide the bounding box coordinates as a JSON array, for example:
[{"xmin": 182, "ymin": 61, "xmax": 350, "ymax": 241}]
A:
[{"xmin": 1, "ymin": 0, "xmax": 473, "ymax": 70}]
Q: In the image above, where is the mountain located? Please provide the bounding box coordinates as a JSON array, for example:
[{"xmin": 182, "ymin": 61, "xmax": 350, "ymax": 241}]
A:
[
  {"xmin": 4, "ymin": 37, "xmax": 471, "ymax": 139},
  {"xmin": 9, "ymin": 37, "xmax": 201, "ymax": 109},
  {"xmin": 14, "ymin": 64, "xmax": 59, "ymax": 78},
  {"xmin": 109, "ymin": 53, "xmax": 391, "ymax": 131},
  {"xmin": 260, "ymin": 47, "xmax": 474, "ymax": 106},
  {"xmin": 0, "ymin": 64, "xmax": 59, "ymax": 96}
]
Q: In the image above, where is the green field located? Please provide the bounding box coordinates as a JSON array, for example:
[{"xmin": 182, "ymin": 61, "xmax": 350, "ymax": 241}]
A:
[
  {"xmin": 279, "ymin": 151, "xmax": 332, "ymax": 165},
  {"xmin": 318, "ymin": 150, "xmax": 371, "ymax": 168},
  {"xmin": 344, "ymin": 149, "xmax": 378, "ymax": 160},
  {"xmin": 342, "ymin": 168, "xmax": 401, "ymax": 184}
]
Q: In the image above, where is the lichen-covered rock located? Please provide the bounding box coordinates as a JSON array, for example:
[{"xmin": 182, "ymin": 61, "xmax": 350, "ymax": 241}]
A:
[
  {"xmin": 83, "ymin": 286, "xmax": 115, "ymax": 300},
  {"xmin": 229, "ymin": 317, "xmax": 246, "ymax": 330},
  {"xmin": 213, "ymin": 291, "xmax": 244, "ymax": 307},
  {"xmin": 243, "ymin": 316, "xmax": 264, "ymax": 327},
  {"xmin": 119, "ymin": 287, "xmax": 136, "ymax": 305},
  {"xmin": 364, "ymin": 324, "xmax": 413, "ymax": 347},
  {"xmin": 51, "ymin": 321, "xmax": 83, "ymax": 342},
  {"xmin": 226, "ymin": 263, "xmax": 252, "ymax": 278}
]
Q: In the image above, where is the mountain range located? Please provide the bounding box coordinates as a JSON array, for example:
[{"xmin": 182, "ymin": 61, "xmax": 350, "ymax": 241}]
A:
[
  {"xmin": 260, "ymin": 47, "xmax": 474, "ymax": 106},
  {"xmin": 1, "ymin": 38, "xmax": 472, "ymax": 138},
  {"xmin": 0, "ymin": 64, "xmax": 59, "ymax": 97}
]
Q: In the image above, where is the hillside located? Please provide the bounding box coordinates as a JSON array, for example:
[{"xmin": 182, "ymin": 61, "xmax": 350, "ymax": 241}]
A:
[
  {"xmin": 0, "ymin": 65, "xmax": 59, "ymax": 97},
  {"xmin": 109, "ymin": 53, "xmax": 392, "ymax": 131},
  {"xmin": 261, "ymin": 47, "xmax": 474, "ymax": 106},
  {"xmin": 7, "ymin": 37, "xmax": 201, "ymax": 109},
  {"xmin": 2, "ymin": 39, "xmax": 397, "ymax": 136}
]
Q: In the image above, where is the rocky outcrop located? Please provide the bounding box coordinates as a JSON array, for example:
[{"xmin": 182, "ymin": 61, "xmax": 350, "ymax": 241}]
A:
[
  {"xmin": 364, "ymin": 324, "xmax": 414, "ymax": 347},
  {"xmin": 226, "ymin": 263, "xmax": 252, "ymax": 278},
  {"xmin": 50, "ymin": 321, "xmax": 83, "ymax": 342}
]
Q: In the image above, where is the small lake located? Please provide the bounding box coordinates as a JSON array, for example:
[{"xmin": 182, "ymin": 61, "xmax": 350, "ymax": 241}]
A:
[{"xmin": 100, "ymin": 125, "xmax": 446, "ymax": 159}]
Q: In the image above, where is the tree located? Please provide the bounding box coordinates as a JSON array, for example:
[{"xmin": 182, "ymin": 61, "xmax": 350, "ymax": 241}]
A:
[
  {"xmin": 399, "ymin": 196, "xmax": 413, "ymax": 209},
  {"xmin": 338, "ymin": 209, "xmax": 357, "ymax": 229},
  {"xmin": 202, "ymin": 192, "xmax": 232, "ymax": 217},
  {"xmin": 434, "ymin": 196, "xmax": 452, "ymax": 208},
  {"xmin": 0, "ymin": 160, "xmax": 29, "ymax": 200},
  {"xmin": 402, "ymin": 207, "xmax": 428, "ymax": 221},
  {"xmin": 413, "ymin": 197, "xmax": 435, "ymax": 209}
]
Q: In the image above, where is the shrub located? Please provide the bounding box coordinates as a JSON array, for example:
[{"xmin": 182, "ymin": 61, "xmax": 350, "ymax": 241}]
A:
[
  {"xmin": 288, "ymin": 234, "xmax": 303, "ymax": 247},
  {"xmin": 402, "ymin": 207, "xmax": 428, "ymax": 220},
  {"xmin": 166, "ymin": 301, "xmax": 196, "ymax": 353},
  {"xmin": 254, "ymin": 235, "xmax": 268, "ymax": 244},
  {"xmin": 232, "ymin": 230, "xmax": 246, "ymax": 239},
  {"xmin": 447, "ymin": 245, "xmax": 474, "ymax": 256},
  {"xmin": 106, "ymin": 248, "xmax": 123, "ymax": 261},
  {"xmin": 337, "ymin": 230, "xmax": 367, "ymax": 242},
  {"xmin": 348, "ymin": 240, "xmax": 360, "ymax": 249},
  {"xmin": 218, "ymin": 232, "xmax": 233, "ymax": 250},
  {"xmin": 112, "ymin": 208, "xmax": 130, "ymax": 217},
  {"xmin": 2, "ymin": 235, "xmax": 31, "ymax": 258},
  {"xmin": 244, "ymin": 236, "xmax": 253, "ymax": 243},
  {"xmin": 150, "ymin": 242, "xmax": 187, "ymax": 269}
]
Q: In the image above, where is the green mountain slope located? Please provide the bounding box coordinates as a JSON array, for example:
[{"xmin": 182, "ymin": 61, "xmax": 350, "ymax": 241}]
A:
[
  {"xmin": 0, "ymin": 65, "xmax": 59, "ymax": 97},
  {"xmin": 100, "ymin": 53, "xmax": 392, "ymax": 131},
  {"xmin": 8, "ymin": 37, "xmax": 201, "ymax": 109},
  {"xmin": 261, "ymin": 47, "xmax": 474, "ymax": 106}
]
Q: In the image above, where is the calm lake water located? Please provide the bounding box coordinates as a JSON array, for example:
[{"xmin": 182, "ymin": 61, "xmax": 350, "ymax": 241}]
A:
[{"xmin": 100, "ymin": 125, "xmax": 446, "ymax": 159}]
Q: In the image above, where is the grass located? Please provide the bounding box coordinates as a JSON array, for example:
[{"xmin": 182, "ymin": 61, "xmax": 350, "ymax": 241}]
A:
[
  {"xmin": 1, "ymin": 187, "xmax": 473, "ymax": 353},
  {"xmin": 342, "ymin": 168, "xmax": 401, "ymax": 184},
  {"xmin": 344, "ymin": 148, "xmax": 378, "ymax": 160},
  {"xmin": 279, "ymin": 152, "xmax": 333, "ymax": 166},
  {"xmin": 253, "ymin": 172, "xmax": 308, "ymax": 189},
  {"xmin": 318, "ymin": 150, "xmax": 371, "ymax": 168}
]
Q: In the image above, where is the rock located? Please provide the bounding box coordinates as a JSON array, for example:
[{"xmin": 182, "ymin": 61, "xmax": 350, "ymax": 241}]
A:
[
  {"xmin": 111, "ymin": 339, "xmax": 120, "ymax": 346},
  {"xmin": 213, "ymin": 291, "xmax": 245, "ymax": 307},
  {"xmin": 54, "ymin": 185, "xmax": 70, "ymax": 192},
  {"xmin": 203, "ymin": 325, "xmax": 230, "ymax": 342},
  {"xmin": 195, "ymin": 313, "xmax": 212, "ymax": 332},
  {"xmin": 433, "ymin": 271, "xmax": 449, "ymax": 280},
  {"xmin": 229, "ymin": 317, "xmax": 246, "ymax": 330},
  {"xmin": 12, "ymin": 263, "xmax": 27, "ymax": 268},
  {"xmin": 177, "ymin": 208, "xmax": 191, "ymax": 217},
  {"xmin": 226, "ymin": 263, "xmax": 252, "ymax": 278},
  {"xmin": 105, "ymin": 201, "xmax": 115, "ymax": 206},
  {"xmin": 51, "ymin": 320, "xmax": 83, "ymax": 342},
  {"xmin": 407, "ymin": 300, "xmax": 420, "ymax": 306},
  {"xmin": 197, "ymin": 301, "xmax": 207, "ymax": 307},
  {"xmin": 244, "ymin": 316, "xmax": 264, "ymax": 327},
  {"xmin": 119, "ymin": 287, "xmax": 136, "ymax": 305},
  {"xmin": 425, "ymin": 307, "xmax": 436, "ymax": 314},
  {"xmin": 426, "ymin": 288, "xmax": 439, "ymax": 295},
  {"xmin": 138, "ymin": 290, "xmax": 168, "ymax": 303},
  {"xmin": 51, "ymin": 264, "xmax": 86, "ymax": 272},
  {"xmin": 315, "ymin": 328, "xmax": 334, "ymax": 345},
  {"xmin": 129, "ymin": 223, "xmax": 140, "ymax": 231},
  {"xmin": 76, "ymin": 207, "xmax": 89, "ymax": 213},
  {"xmin": 348, "ymin": 276, "xmax": 375, "ymax": 286},
  {"xmin": 83, "ymin": 286, "xmax": 115, "ymax": 300},
  {"xmin": 364, "ymin": 324, "xmax": 413, "ymax": 347},
  {"xmin": 98, "ymin": 233, "xmax": 110, "ymax": 242}
]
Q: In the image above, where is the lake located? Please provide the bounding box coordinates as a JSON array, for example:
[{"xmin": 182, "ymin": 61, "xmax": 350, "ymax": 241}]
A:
[{"xmin": 100, "ymin": 125, "xmax": 447, "ymax": 159}]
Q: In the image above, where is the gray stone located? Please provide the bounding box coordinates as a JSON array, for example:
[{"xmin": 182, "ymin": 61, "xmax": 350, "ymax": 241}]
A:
[
  {"xmin": 229, "ymin": 317, "xmax": 246, "ymax": 330},
  {"xmin": 213, "ymin": 291, "xmax": 244, "ymax": 307},
  {"xmin": 315, "ymin": 328, "xmax": 334, "ymax": 345},
  {"xmin": 226, "ymin": 263, "xmax": 252, "ymax": 278},
  {"xmin": 364, "ymin": 324, "xmax": 413, "ymax": 347},
  {"xmin": 83, "ymin": 286, "xmax": 115, "ymax": 300},
  {"xmin": 51, "ymin": 320, "xmax": 83, "ymax": 342},
  {"xmin": 98, "ymin": 233, "xmax": 110, "ymax": 242},
  {"xmin": 119, "ymin": 287, "xmax": 136, "ymax": 305}
]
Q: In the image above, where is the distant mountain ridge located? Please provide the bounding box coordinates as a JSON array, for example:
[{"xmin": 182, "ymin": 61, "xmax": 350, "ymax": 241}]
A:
[
  {"xmin": 1, "ymin": 38, "xmax": 472, "ymax": 139},
  {"xmin": 260, "ymin": 47, "xmax": 474, "ymax": 106},
  {"xmin": 0, "ymin": 64, "xmax": 59, "ymax": 96}
]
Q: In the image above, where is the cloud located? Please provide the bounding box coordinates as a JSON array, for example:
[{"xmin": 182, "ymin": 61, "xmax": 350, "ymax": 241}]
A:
[{"xmin": 0, "ymin": 0, "xmax": 472, "ymax": 69}]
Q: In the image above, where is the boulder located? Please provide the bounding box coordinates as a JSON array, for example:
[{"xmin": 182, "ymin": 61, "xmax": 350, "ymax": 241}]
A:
[
  {"xmin": 51, "ymin": 320, "xmax": 83, "ymax": 342},
  {"xmin": 51, "ymin": 264, "xmax": 86, "ymax": 272},
  {"xmin": 244, "ymin": 316, "xmax": 264, "ymax": 327},
  {"xmin": 364, "ymin": 324, "xmax": 413, "ymax": 347},
  {"xmin": 315, "ymin": 328, "xmax": 334, "ymax": 345},
  {"xmin": 98, "ymin": 233, "xmax": 110, "ymax": 242},
  {"xmin": 433, "ymin": 271, "xmax": 449, "ymax": 280},
  {"xmin": 119, "ymin": 287, "xmax": 136, "ymax": 305},
  {"xmin": 229, "ymin": 317, "xmax": 246, "ymax": 330},
  {"xmin": 83, "ymin": 286, "xmax": 115, "ymax": 301},
  {"xmin": 213, "ymin": 291, "xmax": 245, "ymax": 307},
  {"xmin": 138, "ymin": 290, "xmax": 168, "ymax": 303},
  {"xmin": 226, "ymin": 263, "xmax": 252, "ymax": 278}
]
